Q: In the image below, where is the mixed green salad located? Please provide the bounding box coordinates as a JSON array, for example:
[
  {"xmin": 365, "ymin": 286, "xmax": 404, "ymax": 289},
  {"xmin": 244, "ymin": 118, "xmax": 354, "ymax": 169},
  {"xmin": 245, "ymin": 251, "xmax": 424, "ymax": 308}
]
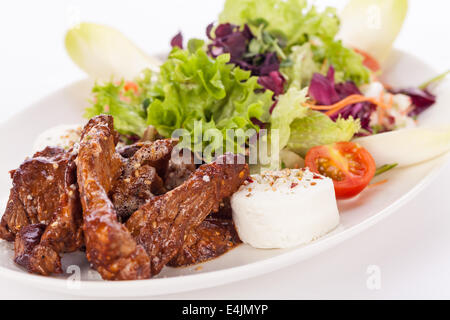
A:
[
  {"xmin": 65, "ymin": 0, "xmax": 450, "ymax": 193},
  {"xmin": 85, "ymin": 0, "xmax": 372, "ymax": 154}
]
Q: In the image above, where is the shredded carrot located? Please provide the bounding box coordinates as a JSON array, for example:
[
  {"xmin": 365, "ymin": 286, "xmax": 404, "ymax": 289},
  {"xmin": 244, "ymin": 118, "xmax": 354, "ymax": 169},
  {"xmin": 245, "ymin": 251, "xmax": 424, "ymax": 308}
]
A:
[
  {"xmin": 387, "ymin": 94, "xmax": 394, "ymax": 109},
  {"xmin": 368, "ymin": 179, "xmax": 388, "ymax": 188},
  {"xmin": 304, "ymin": 94, "xmax": 389, "ymax": 116},
  {"xmin": 377, "ymin": 91, "xmax": 386, "ymax": 125}
]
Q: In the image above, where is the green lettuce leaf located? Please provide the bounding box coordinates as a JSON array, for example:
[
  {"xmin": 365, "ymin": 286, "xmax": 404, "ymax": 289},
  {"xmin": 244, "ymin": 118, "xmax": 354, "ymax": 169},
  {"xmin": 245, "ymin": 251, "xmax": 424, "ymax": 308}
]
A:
[
  {"xmin": 85, "ymin": 81, "xmax": 148, "ymax": 136},
  {"xmin": 86, "ymin": 45, "xmax": 274, "ymax": 156},
  {"xmin": 287, "ymin": 110, "xmax": 360, "ymax": 157},
  {"xmin": 311, "ymin": 37, "xmax": 370, "ymax": 85},
  {"xmin": 270, "ymin": 87, "xmax": 359, "ymax": 157},
  {"xmin": 146, "ymin": 47, "xmax": 273, "ymax": 154},
  {"xmin": 219, "ymin": 0, "xmax": 339, "ymax": 47},
  {"xmin": 270, "ymin": 87, "xmax": 309, "ymax": 151},
  {"xmin": 282, "ymin": 43, "xmax": 319, "ymax": 90},
  {"xmin": 219, "ymin": 0, "xmax": 371, "ymax": 85}
]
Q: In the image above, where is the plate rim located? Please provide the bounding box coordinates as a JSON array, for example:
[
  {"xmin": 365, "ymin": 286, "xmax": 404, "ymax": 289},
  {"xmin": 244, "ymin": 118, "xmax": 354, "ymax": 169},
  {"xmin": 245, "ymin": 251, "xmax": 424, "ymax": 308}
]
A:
[{"xmin": 2, "ymin": 152, "xmax": 449, "ymax": 297}]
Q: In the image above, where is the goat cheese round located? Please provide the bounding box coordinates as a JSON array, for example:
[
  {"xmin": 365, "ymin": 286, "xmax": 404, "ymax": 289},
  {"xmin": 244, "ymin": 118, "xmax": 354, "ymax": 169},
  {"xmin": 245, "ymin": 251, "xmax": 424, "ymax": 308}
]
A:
[
  {"xmin": 33, "ymin": 124, "xmax": 83, "ymax": 153},
  {"xmin": 231, "ymin": 168, "xmax": 340, "ymax": 249}
]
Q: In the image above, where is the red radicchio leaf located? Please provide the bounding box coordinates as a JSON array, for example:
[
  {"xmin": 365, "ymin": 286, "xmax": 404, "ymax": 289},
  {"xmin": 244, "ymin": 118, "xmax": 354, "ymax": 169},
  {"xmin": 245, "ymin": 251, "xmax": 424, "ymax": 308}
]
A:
[
  {"xmin": 207, "ymin": 23, "xmax": 285, "ymax": 96},
  {"xmin": 170, "ymin": 32, "xmax": 183, "ymax": 49},
  {"xmin": 308, "ymin": 66, "xmax": 376, "ymax": 132},
  {"xmin": 391, "ymin": 87, "xmax": 436, "ymax": 117},
  {"xmin": 207, "ymin": 23, "xmax": 252, "ymax": 60},
  {"xmin": 308, "ymin": 66, "xmax": 340, "ymax": 105},
  {"xmin": 258, "ymin": 71, "xmax": 286, "ymax": 97}
]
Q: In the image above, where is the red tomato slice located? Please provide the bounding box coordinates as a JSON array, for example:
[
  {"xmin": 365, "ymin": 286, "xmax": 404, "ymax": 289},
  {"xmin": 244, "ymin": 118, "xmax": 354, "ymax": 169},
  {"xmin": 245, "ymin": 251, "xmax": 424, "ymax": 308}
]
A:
[
  {"xmin": 353, "ymin": 48, "xmax": 381, "ymax": 73},
  {"xmin": 305, "ymin": 142, "xmax": 376, "ymax": 199}
]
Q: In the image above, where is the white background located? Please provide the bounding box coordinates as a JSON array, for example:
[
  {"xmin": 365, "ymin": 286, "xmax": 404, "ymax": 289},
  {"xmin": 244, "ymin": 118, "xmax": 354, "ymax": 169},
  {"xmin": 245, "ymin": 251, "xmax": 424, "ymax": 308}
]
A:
[{"xmin": 0, "ymin": 0, "xmax": 449, "ymax": 299}]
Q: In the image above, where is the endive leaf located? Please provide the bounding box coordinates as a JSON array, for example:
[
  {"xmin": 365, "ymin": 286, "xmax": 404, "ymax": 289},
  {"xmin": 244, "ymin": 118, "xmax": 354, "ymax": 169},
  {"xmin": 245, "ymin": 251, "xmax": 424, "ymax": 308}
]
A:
[
  {"xmin": 65, "ymin": 22, "xmax": 162, "ymax": 80},
  {"xmin": 353, "ymin": 125, "xmax": 450, "ymax": 167},
  {"xmin": 338, "ymin": 0, "xmax": 408, "ymax": 63}
]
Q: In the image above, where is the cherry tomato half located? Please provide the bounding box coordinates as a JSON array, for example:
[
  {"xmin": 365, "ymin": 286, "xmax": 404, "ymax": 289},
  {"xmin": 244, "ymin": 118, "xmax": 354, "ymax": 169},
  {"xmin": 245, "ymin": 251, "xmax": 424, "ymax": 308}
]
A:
[{"xmin": 305, "ymin": 142, "xmax": 376, "ymax": 199}]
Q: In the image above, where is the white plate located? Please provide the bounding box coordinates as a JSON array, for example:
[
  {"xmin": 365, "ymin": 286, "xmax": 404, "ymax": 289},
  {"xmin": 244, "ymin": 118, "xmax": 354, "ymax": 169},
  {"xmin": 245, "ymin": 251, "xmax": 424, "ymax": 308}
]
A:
[{"xmin": 0, "ymin": 49, "xmax": 449, "ymax": 298}]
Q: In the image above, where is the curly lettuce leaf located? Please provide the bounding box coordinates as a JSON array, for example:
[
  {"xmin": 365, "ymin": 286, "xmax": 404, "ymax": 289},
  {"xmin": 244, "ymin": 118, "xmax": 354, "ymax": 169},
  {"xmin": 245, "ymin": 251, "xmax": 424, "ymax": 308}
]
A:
[
  {"xmin": 311, "ymin": 38, "xmax": 370, "ymax": 85},
  {"xmin": 282, "ymin": 43, "xmax": 319, "ymax": 90},
  {"xmin": 146, "ymin": 47, "xmax": 273, "ymax": 153},
  {"xmin": 86, "ymin": 46, "xmax": 273, "ymax": 155},
  {"xmin": 219, "ymin": 0, "xmax": 370, "ymax": 85},
  {"xmin": 85, "ymin": 81, "xmax": 148, "ymax": 136},
  {"xmin": 270, "ymin": 87, "xmax": 309, "ymax": 150},
  {"xmin": 287, "ymin": 110, "xmax": 360, "ymax": 157},
  {"xmin": 219, "ymin": 0, "xmax": 339, "ymax": 47},
  {"xmin": 270, "ymin": 87, "xmax": 359, "ymax": 157}
]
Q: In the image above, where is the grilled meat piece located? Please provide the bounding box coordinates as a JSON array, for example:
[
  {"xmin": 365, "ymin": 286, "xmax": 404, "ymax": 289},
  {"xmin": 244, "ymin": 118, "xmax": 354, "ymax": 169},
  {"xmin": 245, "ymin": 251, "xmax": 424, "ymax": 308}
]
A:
[
  {"xmin": 14, "ymin": 223, "xmax": 62, "ymax": 274},
  {"xmin": 0, "ymin": 146, "xmax": 82, "ymax": 275},
  {"xmin": 121, "ymin": 145, "xmax": 239, "ymax": 268},
  {"xmin": 118, "ymin": 143, "xmax": 196, "ymax": 191},
  {"xmin": 121, "ymin": 139, "xmax": 174, "ymax": 178},
  {"xmin": 126, "ymin": 153, "xmax": 249, "ymax": 276},
  {"xmin": 170, "ymin": 198, "xmax": 239, "ymax": 266},
  {"xmin": 210, "ymin": 198, "xmax": 233, "ymax": 220},
  {"xmin": 117, "ymin": 144, "xmax": 142, "ymax": 159},
  {"xmin": 76, "ymin": 115, "xmax": 150, "ymax": 280},
  {"xmin": 168, "ymin": 217, "xmax": 241, "ymax": 267},
  {"xmin": 112, "ymin": 166, "xmax": 165, "ymax": 222},
  {"xmin": 164, "ymin": 152, "xmax": 196, "ymax": 190},
  {"xmin": 112, "ymin": 140, "xmax": 175, "ymax": 221},
  {"xmin": 0, "ymin": 147, "xmax": 80, "ymax": 240},
  {"xmin": 14, "ymin": 224, "xmax": 46, "ymax": 268}
]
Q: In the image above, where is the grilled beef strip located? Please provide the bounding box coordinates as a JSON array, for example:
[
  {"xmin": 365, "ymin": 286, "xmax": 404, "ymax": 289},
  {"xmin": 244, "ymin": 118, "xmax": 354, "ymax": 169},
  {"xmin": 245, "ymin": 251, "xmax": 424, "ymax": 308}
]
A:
[
  {"xmin": 120, "ymin": 145, "xmax": 242, "ymax": 268},
  {"xmin": 0, "ymin": 146, "xmax": 82, "ymax": 275},
  {"xmin": 76, "ymin": 115, "xmax": 151, "ymax": 280},
  {"xmin": 1, "ymin": 114, "xmax": 246, "ymax": 278},
  {"xmin": 126, "ymin": 153, "xmax": 249, "ymax": 276},
  {"xmin": 164, "ymin": 151, "xmax": 197, "ymax": 191},
  {"xmin": 14, "ymin": 223, "xmax": 64, "ymax": 274},
  {"xmin": 112, "ymin": 140, "xmax": 176, "ymax": 221},
  {"xmin": 168, "ymin": 217, "xmax": 241, "ymax": 267}
]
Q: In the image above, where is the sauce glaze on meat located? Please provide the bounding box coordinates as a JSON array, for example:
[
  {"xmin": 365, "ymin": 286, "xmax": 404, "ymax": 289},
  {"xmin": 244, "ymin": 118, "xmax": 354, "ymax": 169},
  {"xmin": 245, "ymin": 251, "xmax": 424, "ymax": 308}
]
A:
[{"xmin": 0, "ymin": 115, "xmax": 248, "ymax": 280}]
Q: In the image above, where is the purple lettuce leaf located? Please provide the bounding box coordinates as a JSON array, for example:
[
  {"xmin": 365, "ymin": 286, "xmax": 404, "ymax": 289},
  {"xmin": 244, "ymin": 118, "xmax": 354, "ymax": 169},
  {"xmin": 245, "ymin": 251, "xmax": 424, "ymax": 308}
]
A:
[
  {"xmin": 308, "ymin": 66, "xmax": 340, "ymax": 105},
  {"xmin": 258, "ymin": 70, "xmax": 286, "ymax": 97},
  {"xmin": 207, "ymin": 23, "xmax": 252, "ymax": 61},
  {"xmin": 308, "ymin": 66, "xmax": 376, "ymax": 132},
  {"xmin": 170, "ymin": 32, "xmax": 183, "ymax": 49},
  {"xmin": 391, "ymin": 87, "xmax": 436, "ymax": 117},
  {"xmin": 206, "ymin": 23, "xmax": 285, "ymax": 96}
]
